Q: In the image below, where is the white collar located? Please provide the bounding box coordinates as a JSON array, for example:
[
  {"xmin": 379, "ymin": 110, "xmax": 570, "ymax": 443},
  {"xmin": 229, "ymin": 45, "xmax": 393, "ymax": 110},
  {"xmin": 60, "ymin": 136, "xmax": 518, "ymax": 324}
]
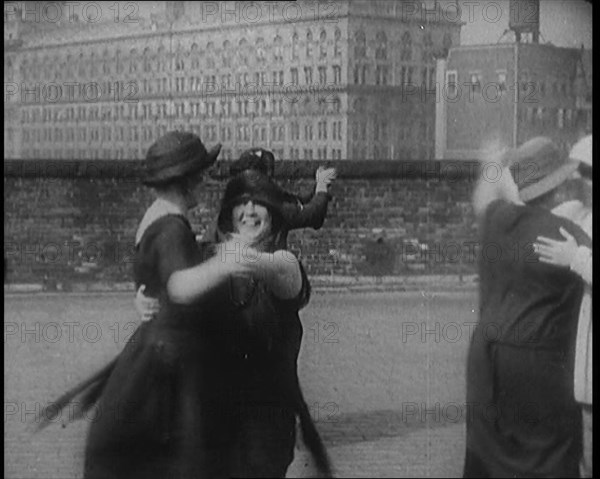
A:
[
  {"xmin": 135, "ymin": 198, "xmax": 187, "ymax": 246},
  {"xmin": 551, "ymin": 200, "xmax": 585, "ymax": 220},
  {"xmin": 551, "ymin": 200, "xmax": 592, "ymax": 236}
]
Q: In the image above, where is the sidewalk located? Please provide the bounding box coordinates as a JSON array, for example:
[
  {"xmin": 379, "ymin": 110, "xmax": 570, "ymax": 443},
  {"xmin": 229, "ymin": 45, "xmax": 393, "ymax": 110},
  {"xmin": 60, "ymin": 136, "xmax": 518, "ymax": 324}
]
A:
[{"xmin": 4, "ymin": 275, "xmax": 478, "ymax": 295}]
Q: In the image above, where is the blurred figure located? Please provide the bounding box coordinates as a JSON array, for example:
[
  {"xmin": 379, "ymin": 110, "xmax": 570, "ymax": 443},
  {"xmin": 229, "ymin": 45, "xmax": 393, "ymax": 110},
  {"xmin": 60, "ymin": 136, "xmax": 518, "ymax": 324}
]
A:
[
  {"xmin": 464, "ymin": 137, "xmax": 591, "ymax": 478},
  {"xmin": 533, "ymin": 134, "xmax": 592, "ymax": 477}
]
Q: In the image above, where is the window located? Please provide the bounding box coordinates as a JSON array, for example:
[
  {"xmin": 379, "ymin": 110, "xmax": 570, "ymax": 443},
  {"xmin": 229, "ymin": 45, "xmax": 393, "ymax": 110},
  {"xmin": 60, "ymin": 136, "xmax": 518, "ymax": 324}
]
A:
[
  {"xmin": 376, "ymin": 66, "xmax": 388, "ymax": 85},
  {"xmin": 354, "ymin": 30, "xmax": 366, "ymax": 58},
  {"xmin": 429, "ymin": 66, "xmax": 436, "ymax": 90},
  {"xmin": 189, "ymin": 43, "xmax": 199, "ymax": 70},
  {"xmin": 333, "ymin": 65, "xmax": 341, "ymax": 84},
  {"xmin": 206, "ymin": 42, "xmax": 215, "ymax": 69},
  {"xmin": 469, "ymin": 72, "xmax": 482, "ymax": 93},
  {"xmin": 232, "ymin": 40, "xmax": 245, "ymax": 68},
  {"xmin": 304, "ymin": 67, "xmax": 313, "ymax": 84},
  {"xmin": 256, "ymin": 37, "xmax": 265, "ymax": 63},
  {"xmin": 497, "ymin": 70, "xmax": 507, "ymax": 92},
  {"xmin": 446, "ymin": 71, "xmax": 458, "ymax": 97},
  {"xmin": 273, "ymin": 35, "xmax": 283, "ymax": 62},
  {"xmin": 401, "ymin": 32, "xmax": 412, "ymax": 61},
  {"xmin": 557, "ymin": 108, "xmax": 564, "ymax": 129},
  {"xmin": 360, "ymin": 65, "xmax": 368, "ymax": 84},
  {"xmin": 214, "ymin": 41, "xmax": 228, "ymax": 68},
  {"xmin": 422, "ymin": 32, "xmax": 433, "ymax": 62},
  {"xmin": 291, "ymin": 32, "xmax": 299, "ymax": 60},
  {"xmin": 291, "ymin": 68, "xmax": 298, "ymax": 84},
  {"xmin": 334, "ymin": 28, "xmax": 341, "ymax": 57},
  {"xmin": 319, "ymin": 30, "xmax": 327, "ymax": 58},
  {"xmin": 331, "ymin": 96, "xmax": 341, "ymax": 113},
  {"xmin": 375, "ymin": 31, "xmax": 387, "ymax": 60},
  {"xmin": 565, "ymin": 108, "xmax": 572, "ymax": 125},
  {"xmin": 305, "ymin": 124, "xmax": 313, "ymax": 141},
  {"xmin": 129, "ymin": 49, "xmax": 138, "ymax": 74},
  {"xmin": 306, "ymin": 30, "xmax": 313, "ymax": 58},
  {"xmin": 318, "ymin": 120, "xmax": 327, "ymax": 140},
  {"xmin": 318, "ymin": 66, "xmax": 327, "ymax": 84}
]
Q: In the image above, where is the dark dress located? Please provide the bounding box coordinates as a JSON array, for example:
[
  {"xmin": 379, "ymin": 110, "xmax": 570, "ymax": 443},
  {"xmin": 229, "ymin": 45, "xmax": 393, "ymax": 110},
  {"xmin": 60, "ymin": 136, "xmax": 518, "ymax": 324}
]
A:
[
  {"xmin": 82, "ymin": 214, "xmax": 213, "ymax": 478},
  {"xmin": 464, "ymin": 200, "xmax": 592, "ymax": 478},
  {"xmin": 38, "ymin": 214, "xmax": 331, "ymax": 478}
]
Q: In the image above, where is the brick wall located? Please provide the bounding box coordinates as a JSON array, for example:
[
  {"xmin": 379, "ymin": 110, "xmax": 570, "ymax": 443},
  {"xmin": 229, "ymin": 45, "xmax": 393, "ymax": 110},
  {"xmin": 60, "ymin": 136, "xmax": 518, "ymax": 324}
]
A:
[{"xmin": 4, "ymin": 160, "xmax": 480, "ymax": 285}]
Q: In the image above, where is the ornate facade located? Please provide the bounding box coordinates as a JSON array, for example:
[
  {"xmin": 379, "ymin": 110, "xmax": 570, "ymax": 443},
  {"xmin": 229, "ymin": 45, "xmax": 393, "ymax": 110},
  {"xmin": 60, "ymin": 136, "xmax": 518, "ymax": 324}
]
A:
[{"xmin": 4, "ymin": 1, "xmax": 462, "ymax": 161}]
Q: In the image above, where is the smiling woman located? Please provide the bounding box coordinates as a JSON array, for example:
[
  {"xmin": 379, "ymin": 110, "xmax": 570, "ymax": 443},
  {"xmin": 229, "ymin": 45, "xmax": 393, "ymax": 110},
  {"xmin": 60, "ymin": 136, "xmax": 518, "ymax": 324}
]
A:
[{"xmin": 136, "ymin": 169, "xmax": 333, "ymax": 477}]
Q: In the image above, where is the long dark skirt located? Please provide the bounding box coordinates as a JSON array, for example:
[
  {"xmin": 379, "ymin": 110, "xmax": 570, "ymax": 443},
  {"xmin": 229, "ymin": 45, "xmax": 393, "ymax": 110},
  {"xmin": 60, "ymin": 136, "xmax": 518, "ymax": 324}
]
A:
[
  {"xmin": 38, "ymin": 320, "xmax": 329, "ymax": 478},
  {"xmin": 464, "ymin": 338, "xmax": 582, "ymax": 478}
]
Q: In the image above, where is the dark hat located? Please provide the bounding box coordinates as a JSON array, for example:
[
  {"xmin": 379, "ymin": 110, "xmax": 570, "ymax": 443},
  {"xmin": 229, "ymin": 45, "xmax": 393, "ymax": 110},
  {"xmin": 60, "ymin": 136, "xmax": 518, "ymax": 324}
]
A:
[
  {"xmin": 230, "ymin": 148, "xmax": 275, "ymax": 177},
  {"xmin": 142, "ymin": 131, "xmax": 221, "ymax": 186},
  {"xmin": 507, "ymin": 137, "xmax": 578, "ymax": 202},
  {"xmin": 217, "ymin": 170, "xmax": 288, "ymax": 233}
]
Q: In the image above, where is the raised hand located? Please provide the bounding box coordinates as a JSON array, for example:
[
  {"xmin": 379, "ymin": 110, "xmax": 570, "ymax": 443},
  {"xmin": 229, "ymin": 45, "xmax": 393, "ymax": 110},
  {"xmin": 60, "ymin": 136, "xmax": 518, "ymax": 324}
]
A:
[{"xmin": 315, "ymin": 167, "xmax": 337, "ymax": 193}]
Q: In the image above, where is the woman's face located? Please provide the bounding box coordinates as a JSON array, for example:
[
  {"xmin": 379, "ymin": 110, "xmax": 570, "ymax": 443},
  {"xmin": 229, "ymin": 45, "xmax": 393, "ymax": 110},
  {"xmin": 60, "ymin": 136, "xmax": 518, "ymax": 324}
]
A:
[{"xmin": 231, "ymin": 200, "xmax": 272, "ymax": 242}]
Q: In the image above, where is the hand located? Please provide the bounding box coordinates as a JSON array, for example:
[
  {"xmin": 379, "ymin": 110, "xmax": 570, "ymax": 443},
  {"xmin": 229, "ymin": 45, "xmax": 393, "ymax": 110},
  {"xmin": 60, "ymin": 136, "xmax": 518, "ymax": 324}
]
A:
[
  {"xmin": 533, "ymin": 227, "xmax": 579, "ymax": 267},
  {"xmin": 134, "ymin": 285, "xmax": 159, "ymax": 322},
  {"xmin": 315, "ymin": 167, "xmax": 337, "ymax": 193}
]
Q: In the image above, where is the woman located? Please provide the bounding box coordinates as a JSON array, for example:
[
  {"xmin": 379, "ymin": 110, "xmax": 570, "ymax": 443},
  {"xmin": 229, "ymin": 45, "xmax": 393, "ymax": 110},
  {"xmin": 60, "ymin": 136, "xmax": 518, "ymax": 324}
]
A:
[
  {"xmin": 36, "ymin": 134, "xmax": 331, "ymax": 477},
  {"xmin": 201, "ymin": 146, "xmax": 336, "ymax": 250},
  {"xmin": 34, "ymin": 130, "xmax": 232, "ymax": 478},
  {"xmin": 137, "ymin": 169, "xmax": 333, "ymax": 477}
]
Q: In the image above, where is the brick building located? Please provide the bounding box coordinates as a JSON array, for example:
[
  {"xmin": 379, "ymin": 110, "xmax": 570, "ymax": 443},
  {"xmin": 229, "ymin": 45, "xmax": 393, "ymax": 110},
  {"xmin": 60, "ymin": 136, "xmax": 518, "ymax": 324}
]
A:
[
  {"xmin": 4, "ymin": 0, "xmax": 462, "ymax": 162},
  {"xmin": 435, "ymin": 42, "xmax": 592, "ymax": 159}
]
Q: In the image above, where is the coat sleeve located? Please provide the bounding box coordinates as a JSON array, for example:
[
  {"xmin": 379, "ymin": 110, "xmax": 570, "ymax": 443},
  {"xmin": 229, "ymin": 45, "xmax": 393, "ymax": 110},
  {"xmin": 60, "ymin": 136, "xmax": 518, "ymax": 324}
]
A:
[
  {"xmin": 283, "ymin": 191, "xmax": 331, "ymax": 231},
  {"xmin": 153, "ymin": 217, "xmax": 202, "ymax": 285}
]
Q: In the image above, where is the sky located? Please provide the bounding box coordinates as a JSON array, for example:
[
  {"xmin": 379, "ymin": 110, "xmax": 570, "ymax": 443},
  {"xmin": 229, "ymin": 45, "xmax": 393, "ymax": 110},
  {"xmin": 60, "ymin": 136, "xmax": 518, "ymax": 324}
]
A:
[
  {"xmin": 22, "ymin": 1, "xmax": 593, "ymax": 50},
  {"xmin": 444, "ymin": 0, "xmax": 593, "ymax": 48}
]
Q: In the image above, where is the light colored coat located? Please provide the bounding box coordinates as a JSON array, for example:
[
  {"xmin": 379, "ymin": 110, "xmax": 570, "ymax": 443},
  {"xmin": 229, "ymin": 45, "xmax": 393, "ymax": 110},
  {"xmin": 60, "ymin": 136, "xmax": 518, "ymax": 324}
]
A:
[{"xmin": 552, "ymin": 201, "xmax": 592, "ymax": 404}]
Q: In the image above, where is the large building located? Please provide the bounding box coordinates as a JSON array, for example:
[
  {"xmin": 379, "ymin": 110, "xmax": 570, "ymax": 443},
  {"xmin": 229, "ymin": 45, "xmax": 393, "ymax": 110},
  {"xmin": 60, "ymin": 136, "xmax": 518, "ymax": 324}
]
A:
[
  {"xmin": 435, "ymin": 34, "xmax": 592, "ymax": 159},
  {"xmin": 4, "ymin": 0, "xmax": 462, "ymax": 161}
]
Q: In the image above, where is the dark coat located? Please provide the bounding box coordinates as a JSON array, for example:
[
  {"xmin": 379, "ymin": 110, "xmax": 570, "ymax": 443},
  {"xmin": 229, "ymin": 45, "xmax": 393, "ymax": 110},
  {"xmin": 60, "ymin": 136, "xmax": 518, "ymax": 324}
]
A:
[{"xmin": 464, "ymin": 200, "xmax": 592, "ymax": 478}]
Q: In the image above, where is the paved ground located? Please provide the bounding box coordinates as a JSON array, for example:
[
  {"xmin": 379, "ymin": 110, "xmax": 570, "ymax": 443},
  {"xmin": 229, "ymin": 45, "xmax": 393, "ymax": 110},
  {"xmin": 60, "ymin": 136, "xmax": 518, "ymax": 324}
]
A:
[{"xmin": 5, "ymin": 290, "xmax": 477, "ymax": 478}]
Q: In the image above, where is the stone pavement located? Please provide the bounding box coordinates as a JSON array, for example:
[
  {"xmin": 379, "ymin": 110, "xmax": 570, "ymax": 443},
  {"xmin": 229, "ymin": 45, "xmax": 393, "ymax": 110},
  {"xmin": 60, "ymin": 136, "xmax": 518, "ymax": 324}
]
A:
[{"xmin": 286, "ymin": 422, "xmax": 465, "ymax": 478}]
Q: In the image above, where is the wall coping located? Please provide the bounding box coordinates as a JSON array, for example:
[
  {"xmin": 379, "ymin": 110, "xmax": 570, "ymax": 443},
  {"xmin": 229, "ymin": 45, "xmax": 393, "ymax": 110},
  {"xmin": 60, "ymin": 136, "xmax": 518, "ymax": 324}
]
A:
[{"xmin": 3, "ymin": 159, "xmax": 481, "ymax": 181}]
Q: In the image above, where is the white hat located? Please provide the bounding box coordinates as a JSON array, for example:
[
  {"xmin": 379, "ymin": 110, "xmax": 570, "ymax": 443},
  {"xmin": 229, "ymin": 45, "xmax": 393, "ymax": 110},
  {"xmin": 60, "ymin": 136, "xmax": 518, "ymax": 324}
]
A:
[{"xmin": 569, "ymin": 135, "xmax": 592, "ymax": 168}]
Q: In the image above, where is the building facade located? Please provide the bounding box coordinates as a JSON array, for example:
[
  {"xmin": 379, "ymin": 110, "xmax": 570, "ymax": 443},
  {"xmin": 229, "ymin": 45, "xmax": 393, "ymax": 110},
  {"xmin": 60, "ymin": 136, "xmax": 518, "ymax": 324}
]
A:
[
  {"xmin": 436, "ymin": 42, "xmax": 592, "ymax": 159},
  {"xmin": 4, "ymin": 0, "xmax": 462, "ymax": 161}
]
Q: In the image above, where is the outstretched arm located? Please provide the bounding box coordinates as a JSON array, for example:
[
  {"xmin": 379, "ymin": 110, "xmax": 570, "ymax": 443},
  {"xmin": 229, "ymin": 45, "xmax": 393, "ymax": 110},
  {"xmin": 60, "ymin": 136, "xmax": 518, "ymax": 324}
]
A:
[
  {"xmin": 167, "ymin": 247, "xmax": 247, "ymax": 305},
  {"xmin": 285, "ymin": 167, "xmax": 336, "ymax": 230},
  {"xmin": 216, "ymin": 234, "xmax": 302, "ymax": 299}
]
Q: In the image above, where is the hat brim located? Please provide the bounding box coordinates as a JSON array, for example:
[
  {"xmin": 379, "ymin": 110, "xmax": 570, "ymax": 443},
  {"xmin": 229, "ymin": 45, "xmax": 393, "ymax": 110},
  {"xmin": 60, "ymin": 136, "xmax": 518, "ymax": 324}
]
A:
[
  {"xmin": 143, "ymin": 143, "xmax": 222, "ymax": 186},
  {"xmin": 519, "ymin": 161, "xmax": 579, "ymax": 202}
]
